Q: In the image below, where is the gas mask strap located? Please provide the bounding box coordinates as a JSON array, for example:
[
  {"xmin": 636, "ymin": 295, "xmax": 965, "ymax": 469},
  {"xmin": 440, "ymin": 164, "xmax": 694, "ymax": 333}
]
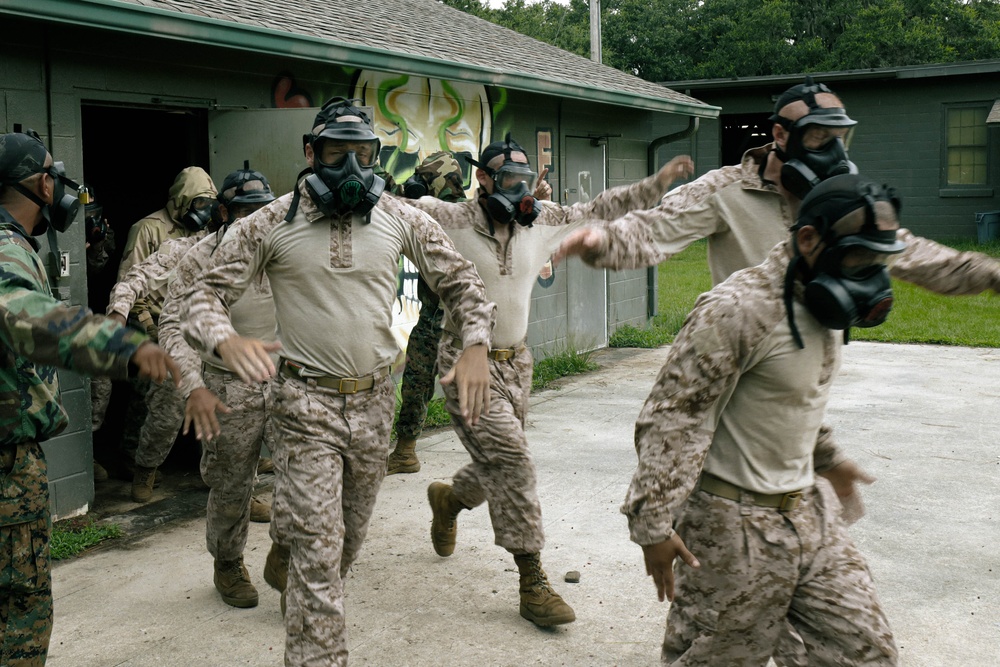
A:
[
  {"xmin": 784, "ymin": 255, "xmax": 806, "ymax": 350},
  {"xmin": 10, "ymin": 182, "xmax": 47, "ymax": 210}
]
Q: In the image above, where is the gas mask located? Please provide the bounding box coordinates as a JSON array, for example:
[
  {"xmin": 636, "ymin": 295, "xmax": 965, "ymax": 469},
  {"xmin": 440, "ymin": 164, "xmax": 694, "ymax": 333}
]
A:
[
  {"xmin": 402, "ymin": 152, "xmax": 467, "ymax": 202},
  {"xmin": 9, "ymin": 161, "xmax": 80, "ymax": 236},
  {"xmin": 784, "ymin": 174, "xmax": 907, "ymax": 348},
  {"xmin": 803, "ymin": 240, "xmax": 897, "ymax": 331},
  {"xmin": 769, "ymin": 77, "xmax": 858, "ymax": 199},
  {"xmin": 180, "ymin": 197, "xmax": 215, "ymax": 232},
  {"xmin": 779, "ymin": 130, "xmax": 858, "ymax": 200},
  {"xmin": 305, "ymin": 148, "xmax": 385, "ymax": 218},
  {"xmin": 485, "ymin": 161, "xmax": 541, "ymax": 228}
]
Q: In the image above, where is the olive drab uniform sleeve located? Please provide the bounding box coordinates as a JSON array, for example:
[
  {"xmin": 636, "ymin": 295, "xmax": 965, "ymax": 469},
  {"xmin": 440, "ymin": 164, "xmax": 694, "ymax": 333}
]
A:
[{"xmin": 890, "ymin": 228, "xmax": 1000, "ymax": 295}]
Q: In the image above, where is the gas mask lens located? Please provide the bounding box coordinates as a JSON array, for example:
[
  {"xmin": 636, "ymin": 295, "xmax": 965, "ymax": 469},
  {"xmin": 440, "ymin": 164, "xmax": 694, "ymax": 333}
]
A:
[
  {"xmin": 837, "ymin": 246, "xmax": 891, "ymax": 278},
  {"xmin": 494, "ymin": 163, "xmax": 536, "ymax": 192},
  {"xmin": 318, "ymin": 140, "xmax": 378, "ymax": 169}
]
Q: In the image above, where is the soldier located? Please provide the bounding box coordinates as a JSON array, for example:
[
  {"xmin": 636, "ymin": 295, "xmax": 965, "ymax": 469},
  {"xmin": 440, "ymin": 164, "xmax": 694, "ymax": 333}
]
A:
[
  {"xmin": 180, "ymin": 98, "xmax": 494, "ymax": 666},
  {"xmin": 400, "ymin": 134, "xmax": 697, "ymax": 628},
  {"xmin": 387, "ymin": 151, "xmax": 468, "ymax": 474},
  {"xmin": 0, "ymin": 128, "xmax": 177, "ymax": 667},
  {"xmin": 557, "ymin": 77, "xmax": 1000, "ymax": 296},
  {"xmin": 112, "ymin": 167, "xmax": 217, "ymax": 470},
  {"xmin": 624, "ymin": 174, "xmax": 911, "ymax": 665},
  {"xmin": 108, "ymin": 199, "xmax": 222, "ymax": 503},
  {"xmin": 157, "ymin": 162, "xmax": 279, "ymax": 608}
]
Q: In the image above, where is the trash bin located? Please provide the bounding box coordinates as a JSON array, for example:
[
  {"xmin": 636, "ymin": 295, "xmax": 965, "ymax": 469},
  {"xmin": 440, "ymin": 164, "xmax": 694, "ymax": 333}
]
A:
[{"xmin": 976, "ymin": 211, "xmax": 1000, "ymax": 244}]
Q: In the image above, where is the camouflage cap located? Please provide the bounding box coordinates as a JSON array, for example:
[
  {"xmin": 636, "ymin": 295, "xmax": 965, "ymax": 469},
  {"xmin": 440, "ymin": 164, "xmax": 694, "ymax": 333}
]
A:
[
  {"xmin": 219, "ymin": 161, "xmax": 276, "ymax": 206},
  {"xmin": 0, "ymin": 131, "xmax": 48, "ymax": 184},
  {"xmin": 415, "ymin": 151, "xmax": 464, "ymax": 199}
]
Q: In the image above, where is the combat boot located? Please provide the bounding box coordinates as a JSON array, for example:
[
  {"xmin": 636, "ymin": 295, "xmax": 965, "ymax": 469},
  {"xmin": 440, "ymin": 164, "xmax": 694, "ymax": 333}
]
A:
[
  {"xmin": 249, "ymin": 495, "xmax": 271, "ymax": 523},
  {"xmin": 427, "ymin": 482, "xmax": 465, "ymax": 557},
  {"xmin": 513, "ymin": 552, "xmax": 576, "ymax": 627},
  {"xmin": 386, "ymin": 438, "xmax": 420, "ymax": 474},
  {"xmin": 263, "ymin": 542, "xmax": 290, "ymax": 592},
  {"xmin": 131, "ymin": 465, "xmax": 157, "ymax": 503},
  {"xmin": 214, "ymin": 557, "xmax": 259, "ymax": 608}
]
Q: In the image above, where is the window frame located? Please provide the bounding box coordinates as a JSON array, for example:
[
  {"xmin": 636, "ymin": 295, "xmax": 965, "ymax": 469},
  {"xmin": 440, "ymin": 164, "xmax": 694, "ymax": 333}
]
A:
[{"xmin": 940, "ymin": 101, "xmax": 995, "ymax": 198}]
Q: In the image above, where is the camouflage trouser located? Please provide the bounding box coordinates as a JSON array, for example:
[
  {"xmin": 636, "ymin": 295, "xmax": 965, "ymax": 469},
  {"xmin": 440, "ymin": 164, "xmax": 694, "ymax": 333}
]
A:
[
  {"xmin": 90, "ymin": 377, "xmax": 113, "ymax": 433},
  {"xmin": 663, "ymin": 478, "xmax": 897, "ymax": 666},
  {"xmin": 202, "ymin": 371, "xmax": 272, "ymax": 561},
  {"xmin": 270, "ymin": 373, "xmax": 395, "ymax": 667},
  {"xmin": 0, "ymin": 517, "xmax": 52, "ymax": 667},
  {"xmin": 395, "ymin": 293, "xmax": 444, "ymax": 443},
  {"xmin": 437, "ymin": 339, "xmax": 544, "ymax": 555},
  {"xmin": 134, "ymin": 380, "xmax": 185, "ymax": 469},
  {"xmin": 119, "ymin": 375, "xmax": 151, "ymax": 461}
]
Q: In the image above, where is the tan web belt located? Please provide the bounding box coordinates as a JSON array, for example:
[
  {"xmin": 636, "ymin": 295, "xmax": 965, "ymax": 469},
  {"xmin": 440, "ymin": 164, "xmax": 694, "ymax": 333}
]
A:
[
  {"xmin": 699, "ymin": 473, "xmax": 804, "ymax": 511},
  {"xmin": 280, "ymin": 359, "xmax": 382, "ymax": 394}
]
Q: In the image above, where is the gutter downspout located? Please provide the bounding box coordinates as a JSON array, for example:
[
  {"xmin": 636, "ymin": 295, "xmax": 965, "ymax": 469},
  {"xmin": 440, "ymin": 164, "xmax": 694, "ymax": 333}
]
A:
[{"xmin": 646, "ymin": 116, "xmax": 699, "ymax": 318}]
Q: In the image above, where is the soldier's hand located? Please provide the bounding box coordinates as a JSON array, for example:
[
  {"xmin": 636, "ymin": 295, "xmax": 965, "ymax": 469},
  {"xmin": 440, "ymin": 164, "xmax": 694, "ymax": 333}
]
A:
[
  {"xmin": 217, "ymin": 335, "xmax": 282, "ymax": 384},
  {"xmin": 819, "ymin": 459, "xmax": 875, "ymax": 525},
  {"xmin": 642, "ymin": 533, "xmax": 700, "ymax": 603},
  {"xmin": 109, "ymin": 313, "xmax": 127, "ymax": 326},
  {"xmin": 533, "ymin": 167, "xmax": 551, "ymax": 201},
  {"xmin": 656, "ymin": 155, "xmax": 694, "ymax": 190},
  {"xmin": 440, "ymin": 343, "xmax": 490, "ymax": 426},
  {"xmin": 552, "ymin": 227, "xmax": 606, "ymax": 267},
  {"xmin": 130, "ymin": 342, "xmax": 181, "ymax": 387},
  {"xmin": 184, "ymin": 387, "xmax": 230, "ymax": 442}
]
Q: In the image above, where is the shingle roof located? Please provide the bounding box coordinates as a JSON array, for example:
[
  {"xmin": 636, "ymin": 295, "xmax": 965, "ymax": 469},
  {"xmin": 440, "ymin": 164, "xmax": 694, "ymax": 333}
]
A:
[{"xmin": 12, "ymin": 0, "xmax": 718, "ymax": 117}]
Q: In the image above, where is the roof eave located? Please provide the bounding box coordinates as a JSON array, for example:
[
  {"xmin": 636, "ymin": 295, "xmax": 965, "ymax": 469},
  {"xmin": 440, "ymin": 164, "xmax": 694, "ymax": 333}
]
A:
[{"xmin": 11, "ymin": 0, "xmax": 719, "ymax": 119}]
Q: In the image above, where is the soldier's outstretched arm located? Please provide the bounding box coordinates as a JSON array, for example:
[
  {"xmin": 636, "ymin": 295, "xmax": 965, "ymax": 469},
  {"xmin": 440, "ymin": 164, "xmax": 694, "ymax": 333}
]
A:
[{"xmin": 890, "ymin": 228, "xmax": 1000, "ymax": 295}]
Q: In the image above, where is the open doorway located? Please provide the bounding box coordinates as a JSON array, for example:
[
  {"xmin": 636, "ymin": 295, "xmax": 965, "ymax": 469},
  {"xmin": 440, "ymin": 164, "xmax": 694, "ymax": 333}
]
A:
[
  {"xmin": 720, "ymin": 112, "xmax": 771, "ymax": 166},
  {"xmin": 81, "ymin": 103, "xmax": 210, "ymax": 477}
]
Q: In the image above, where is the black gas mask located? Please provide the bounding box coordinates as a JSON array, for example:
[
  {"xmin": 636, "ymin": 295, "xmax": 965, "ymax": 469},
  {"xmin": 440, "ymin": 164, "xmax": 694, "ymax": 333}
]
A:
[
  {"xmin": 305, "ymin": 148, "xmax": 385, "ymax": 218},
  {"xmin": 180, "ymin": 196, "xmax": 215, "ymax": 232},
  {"xmin": 468, "ymin": 134, "xmax": 541, "ymax": 232},
  {"xmin": 770, "ymin": 78, "xmax": 859, "ymax": 199},
  {"xmin": 9, "ymin": 161, "xmax": 80, "ymax": 236},
  {"xmin": 784, "ymin": 174, "xmax": 907, "ymax": 348}
]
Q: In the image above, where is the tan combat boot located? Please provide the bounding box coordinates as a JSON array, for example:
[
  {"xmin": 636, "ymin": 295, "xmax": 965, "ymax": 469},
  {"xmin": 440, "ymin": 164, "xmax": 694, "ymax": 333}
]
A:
[
  {"xmin": 513, "ymin": 552, "xmax": 576, "ymax": 627},
  {"xmin": 386, "ymin": 438, "xmax": 420, "ymax": 474},
  {"xmin": 427, "ymin": 482, "xmax": 464, "ymax": 557},
  {"xmin": 263, "ymin": 542, "xmax": 290, "ymax": 592},
  {"xmin": 131, "ymin": 465, "xmax": 157, "ymax": 503},
  {"xmin": 214, "ymin": 557, "xmax": 259, "ymax": 608},
  {"xmin": 249, "ymin": 495, "xmax": 271, "ymax": 523}
]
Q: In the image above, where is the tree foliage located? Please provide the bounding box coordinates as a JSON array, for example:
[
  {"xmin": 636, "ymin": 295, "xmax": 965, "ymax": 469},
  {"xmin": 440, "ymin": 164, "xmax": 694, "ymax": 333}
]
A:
[{"xmin": 440, "ymin": 0, "xmax": 1000, "ymax": 81}]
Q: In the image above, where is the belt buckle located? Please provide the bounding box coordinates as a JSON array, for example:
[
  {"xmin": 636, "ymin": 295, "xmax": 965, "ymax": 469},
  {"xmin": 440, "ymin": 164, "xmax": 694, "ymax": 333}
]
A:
[
  {"xmin": 338, "ymin": 378, "xmax": 359, "ymax": 394},
  {"xmin": 779, "ymin": 491, "xmax": 802, "ymax": 511},
  {"xmin": 493, "ymin": 349, "xmax": 513, "ymax": 362}
]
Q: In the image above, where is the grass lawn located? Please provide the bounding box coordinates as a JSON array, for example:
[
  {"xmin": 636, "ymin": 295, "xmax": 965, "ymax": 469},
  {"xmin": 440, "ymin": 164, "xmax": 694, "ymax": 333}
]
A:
[{"xmin": 610, "ymin": 238, "xmax": 1000, "ymax": 349}]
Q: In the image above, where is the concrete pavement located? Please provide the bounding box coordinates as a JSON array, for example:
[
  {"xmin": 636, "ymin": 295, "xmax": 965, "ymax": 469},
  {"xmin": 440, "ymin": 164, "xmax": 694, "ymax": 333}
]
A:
[{"xmin": 47, "ymin": 343, "xmax": 1000, "ymax": 666}]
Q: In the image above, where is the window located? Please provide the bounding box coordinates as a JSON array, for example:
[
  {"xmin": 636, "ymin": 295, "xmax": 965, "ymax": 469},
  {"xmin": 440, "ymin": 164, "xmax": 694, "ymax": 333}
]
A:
[{"xmin": 946, "ymin": 106, "xmax": 988, "ymax": 186}]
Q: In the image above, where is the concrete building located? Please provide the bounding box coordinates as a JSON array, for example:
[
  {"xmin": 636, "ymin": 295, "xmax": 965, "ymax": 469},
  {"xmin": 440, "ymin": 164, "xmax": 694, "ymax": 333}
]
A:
[{"xmin": 0, "ymin": 0, "xmax": 717, "ymax": 519}]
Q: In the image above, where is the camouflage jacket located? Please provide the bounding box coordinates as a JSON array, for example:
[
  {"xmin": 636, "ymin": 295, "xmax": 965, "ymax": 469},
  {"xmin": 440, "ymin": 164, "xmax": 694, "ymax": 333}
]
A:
[
  {"xmin": 1, "ymin": 208, "xmax": 146, "ymax": 525},
  {"xmin": 622, "ymin": 242, "xmax": 846, "ymax": 547},
  {"xmin": 406, "ymin": 171, "xmax": 670, "ymax": 347},
  {"xmin": 583, "ymin": 145, "xmax": 1000, "ymax": 294},
  {"xmin": 181, "ymin": 180, "xmax": 494, "ymax": 378},
  {"xmin": 107, "ymin": 232, "xmax": 206, "ymax": 322}
]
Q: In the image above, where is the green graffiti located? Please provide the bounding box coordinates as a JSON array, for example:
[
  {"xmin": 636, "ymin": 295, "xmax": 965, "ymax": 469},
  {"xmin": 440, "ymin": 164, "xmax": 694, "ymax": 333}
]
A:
[
  {"xmin": 492, "ymin": 87, "xmax": 508, "ymax": 120},
  {"xmin": 377, "ymin": 74, "xmax": 411, "ymax": 173},
  {"xmin": 438, "ymin": 80, "xmax": 466, "ymax": 152}
]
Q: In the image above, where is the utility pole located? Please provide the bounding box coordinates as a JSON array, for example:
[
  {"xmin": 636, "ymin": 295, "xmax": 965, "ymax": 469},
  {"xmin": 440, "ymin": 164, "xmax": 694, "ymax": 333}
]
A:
[{"xmin": 590, "ymin": 0, "xmax": 602, "ymax": 63}]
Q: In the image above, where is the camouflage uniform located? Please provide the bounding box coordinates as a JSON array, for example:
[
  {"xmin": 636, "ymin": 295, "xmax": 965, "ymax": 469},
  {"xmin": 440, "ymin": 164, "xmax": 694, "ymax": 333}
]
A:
[
  {"xmin": 110, "ymin": 233, "xmax": 206, "ymax": 470},
  {"xmin": 0, "ymin": 211, "xmax": 146, "ymax": 667},
  {"xmin": 394, "ymin": 152, "xmax": 466, "ymax": 450},
  {"xmin": 406, "ymin": 169, "xmax": 689, "ymax": 555},
  {"xmin": 623, "ymin": 242, "xmax": 896, "ymax": 666},
  {"xmin": 582, "ymin": 144, "xmax": 1000, "ymax": 294},
  {"xmin": 159, "ymin": 228, "xmax": 277, "ymax": 561},
  {"xmin": 181, "ymin": 182, "xmax": 493, "ymax": 666},
  {"xmin": 114, "ymin": 167, "xmax": 216, "ymax": 460}
]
